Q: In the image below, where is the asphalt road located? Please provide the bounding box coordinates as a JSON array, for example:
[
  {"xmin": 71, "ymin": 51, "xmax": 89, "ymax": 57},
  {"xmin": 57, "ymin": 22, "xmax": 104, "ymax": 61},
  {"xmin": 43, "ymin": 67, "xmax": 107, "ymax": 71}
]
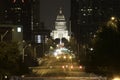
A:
[
  {"xmin": 29, "ymin": 54, "xmax": 94, "ymax": 77},
  {"xmin": 26, "ymin": 54, "xmax": 107, "ymax": 80}
]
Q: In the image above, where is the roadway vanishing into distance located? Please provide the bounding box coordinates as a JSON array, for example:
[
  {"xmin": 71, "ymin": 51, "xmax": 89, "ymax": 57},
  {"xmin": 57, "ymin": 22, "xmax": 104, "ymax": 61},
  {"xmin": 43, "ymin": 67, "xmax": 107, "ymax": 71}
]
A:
[
  {"xmin": 30, "ymin": 55, "xmax": 85, "ymax": 77},
  {"xmin": 22, "ymin": 52, "xmax": 107, "ymax": 80}
]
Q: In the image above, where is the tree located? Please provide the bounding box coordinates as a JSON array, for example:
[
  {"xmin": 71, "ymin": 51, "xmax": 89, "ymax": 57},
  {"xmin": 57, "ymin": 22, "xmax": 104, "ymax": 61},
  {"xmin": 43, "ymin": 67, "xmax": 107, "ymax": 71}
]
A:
[
  {"xmin": 0, "ymin": 42, "xmax": 29, "ymax": 77},
  {"xmin": 45, "ymin": 37, "xmax": 55, "ymax": 53},
  {"xmin": 69, "ymin": 36, "xmax": 77, "ymax": 52},
  {"xmin": 87, "ymin": 17, "xmax": 120, "ymax": 75}
]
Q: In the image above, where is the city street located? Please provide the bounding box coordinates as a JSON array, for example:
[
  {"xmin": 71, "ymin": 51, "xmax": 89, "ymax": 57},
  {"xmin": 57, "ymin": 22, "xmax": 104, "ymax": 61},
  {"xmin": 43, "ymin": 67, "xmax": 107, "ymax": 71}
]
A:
[
  {"xmin": 26, "ymin": 53, "xmax": 107, "ymax": 80},
  {"xmin": 30, "ymin": 55, "xmax": 85, "ymax": 77},
  {"xmin": 0, "ymin": 0, "xmax": 120, "ymax": 80}
]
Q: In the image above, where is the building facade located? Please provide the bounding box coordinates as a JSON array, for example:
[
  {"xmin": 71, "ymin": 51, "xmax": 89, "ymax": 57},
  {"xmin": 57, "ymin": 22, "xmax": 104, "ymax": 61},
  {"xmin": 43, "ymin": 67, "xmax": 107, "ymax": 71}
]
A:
[
  {"xmin": 71, "ymin": 0, "xmax": 102, "ymax": 45},
  {"xmin": 0, "ymin": 0, "xmax": 31, "ymax": 41},
  {"xmin": 0, "ymin": 24, "xmax": 23, "ymax": 42}
]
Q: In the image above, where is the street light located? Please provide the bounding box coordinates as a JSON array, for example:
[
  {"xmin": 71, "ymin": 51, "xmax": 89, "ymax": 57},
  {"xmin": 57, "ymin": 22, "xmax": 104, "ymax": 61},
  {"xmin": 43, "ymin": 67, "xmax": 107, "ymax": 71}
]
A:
[
  {"xmin": 69, "ymin": 56, "xmax": 72, "ymax": 64},
  {"xmin": 90, "ymin": 48, "xmax": 93, "ymax": 51},
  {"xmin": 63, "ymin": 56, "xmax": 66, "ymax": 59},
  {"xmin": 79, "ymin": 65, "xmax": 83, "ymax": 69},
  {"xmin": 107, "ymin": 16, "xmax": 119, "ymax": 29},
  {"xmin": 70, "ymin": 65, "xmax": 73, "ymax": 69},
  {"xmin": 111, "ymin": 16, "xmax": 116, "ymax": 21},
  {"xmin": 56, "ymin": 56, "xmax": 59, "ymax": 60},
  {"xmin": 69, "ymin": 56, "xmax": 72, "ymax": 59}
]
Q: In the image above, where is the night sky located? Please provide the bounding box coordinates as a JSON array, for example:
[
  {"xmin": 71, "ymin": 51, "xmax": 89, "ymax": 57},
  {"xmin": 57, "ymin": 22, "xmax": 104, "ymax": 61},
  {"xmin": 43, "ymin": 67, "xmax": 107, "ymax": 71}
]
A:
[{"xmin": 40, "ymin": 0, "xmax": 71, "ymax": 30}]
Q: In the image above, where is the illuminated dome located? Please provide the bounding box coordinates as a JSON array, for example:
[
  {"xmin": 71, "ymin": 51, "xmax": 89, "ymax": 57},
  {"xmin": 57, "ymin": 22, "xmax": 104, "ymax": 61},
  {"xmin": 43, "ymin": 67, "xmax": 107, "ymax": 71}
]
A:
[
  {"xmin": 55, "ymin": 8, "xmax": 67, "ymax": 30},
  {"xmin": 56, "ymin": 8, "xmax": 65, "ymax": 21}
]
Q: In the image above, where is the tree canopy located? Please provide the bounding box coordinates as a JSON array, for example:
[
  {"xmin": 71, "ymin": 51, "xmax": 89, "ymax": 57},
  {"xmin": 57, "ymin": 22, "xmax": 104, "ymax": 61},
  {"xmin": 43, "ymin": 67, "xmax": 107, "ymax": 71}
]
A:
[
  {"xmin": 0, "ymin": 42, "xmax": 29, "ymax": 77},
  {"xmin": 87, "ymin": 18, "xmax": 120, "ymax": 76}
]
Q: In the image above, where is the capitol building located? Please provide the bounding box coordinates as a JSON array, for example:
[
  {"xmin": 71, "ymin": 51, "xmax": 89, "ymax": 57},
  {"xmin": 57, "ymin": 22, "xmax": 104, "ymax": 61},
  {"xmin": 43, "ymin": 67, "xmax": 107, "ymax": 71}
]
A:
[{"xmin": 51, "ymin": 8, "xmax": 70, "ymax": 43}]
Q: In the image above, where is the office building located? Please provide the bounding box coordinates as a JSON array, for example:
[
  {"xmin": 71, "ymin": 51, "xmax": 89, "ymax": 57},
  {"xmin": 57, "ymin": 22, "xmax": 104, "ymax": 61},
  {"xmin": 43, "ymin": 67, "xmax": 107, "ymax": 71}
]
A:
[{"xmin": 71, "ymin": 0, "xmax": 120, "ymax": 45}]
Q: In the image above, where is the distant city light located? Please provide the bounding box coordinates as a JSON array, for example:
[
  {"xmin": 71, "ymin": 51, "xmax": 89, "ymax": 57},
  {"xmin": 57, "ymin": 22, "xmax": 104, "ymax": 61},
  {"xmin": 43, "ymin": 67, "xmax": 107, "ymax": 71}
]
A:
[
  {"xmin": 13, "ymin": 0, "xmax": 24, "ymax": 3},
  {"xmin": 35, "ymin": 35, "xmax": 41, "ymax": 43},
  {"xmin": 83, "ymin": 13, "xmax": 86, "ymax": 16},
  {"xmin": 17, "ymin": 27, "xmax": 21, "ymax": 32},
  {"xmin": 112, "ymin": 77, "xmax": 120, "ymax": 80},
  {"xmin": 81, "ymin": 9, "xmax": 83, "ymax": 11},
  {"xmin": 71, "ymin": 65, "xmax": 73, "ymax": 69},
  {"xmin": 56, "ymin": 56, "xmax": 59, "ymax": 59},
  {"xmin": 90, "ymin": 48, "xmax": 93, "ymax": 51},
  {"xmin": 53, "ymin": 47, "xmax": 69, "ymax": 56},
  {"xmin": 62, "ymin": 66, "xmax": 65, "ymax": 69},
  {"xmin": 37, "ymin": 35, "xmax": 41, "ymax": 43},
  {"xmin": 69, "ymin": 56, "xmax": 72, "ymax": 59},
  {"xmin": 79, "ymin": 65, "xmax": 83, "ymax": 69},
  {"xmin": 66, "ymin": 65, "xmax": 68, "ymax": 68},
  {"xmin": 13, "ymin": 0, "xmax": 16, "ymax": 3},
  {"xmin": 111, "ymin": 17, "xmax": 115, "ymax": 21},
  {"xmin": 63, "ymin": 56, "xmax": 66, "ymax": 59},
  {"xmin": 22, "ymin": 0, "xmax": 25, "ymax": 3}
]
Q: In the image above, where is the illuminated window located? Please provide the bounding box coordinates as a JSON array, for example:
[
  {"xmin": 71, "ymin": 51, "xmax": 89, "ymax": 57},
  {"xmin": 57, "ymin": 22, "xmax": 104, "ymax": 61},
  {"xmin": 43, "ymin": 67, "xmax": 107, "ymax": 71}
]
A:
[
  {"xmin": 17, "ymin": 27, "xmax": 21, "ymax": 32},
  {"xmin": 81, "ymin": 9, "xmax": 83, "ymax": 11},
  {"xmin": 35, "ymin": 35, "xmax": 41, "ymax": 43},
  {"xmin": 83, "ymin": 13, "xmax": 86, "ymax": 16}
]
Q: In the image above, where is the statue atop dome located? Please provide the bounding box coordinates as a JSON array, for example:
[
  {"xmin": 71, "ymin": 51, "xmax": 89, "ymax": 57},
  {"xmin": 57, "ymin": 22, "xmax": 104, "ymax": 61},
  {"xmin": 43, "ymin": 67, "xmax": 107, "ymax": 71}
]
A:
[
  {"xmin": 56, "ymin": 8, "xmax": 65, "ymax": 21},
  {"xmin": 59, "ymin": 8, "xmax": 62, "ymax": 14}
]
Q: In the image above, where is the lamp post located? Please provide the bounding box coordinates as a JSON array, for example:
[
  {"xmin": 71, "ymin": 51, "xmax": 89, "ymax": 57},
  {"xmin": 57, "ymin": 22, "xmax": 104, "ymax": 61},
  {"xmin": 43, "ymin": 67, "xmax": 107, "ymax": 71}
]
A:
[
  {"xmin": 1, "ymin": 30, "xmax": 8, "ymax": 42},
  {"xmin": 33, "ymin": 45, "xmax": 40, "ymax": 58},
  {"xmin": 22, "ymin": 44, "xmax": 31, "ymax": 62}
]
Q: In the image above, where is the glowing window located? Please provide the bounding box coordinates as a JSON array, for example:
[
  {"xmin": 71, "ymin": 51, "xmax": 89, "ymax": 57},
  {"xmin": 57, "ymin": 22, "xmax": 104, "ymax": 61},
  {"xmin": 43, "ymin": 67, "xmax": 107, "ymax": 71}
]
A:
[
  {"xmin": 35, "ymin": 35, "xmax": 41, "ymax": 43},
  {"xmin": 17, "ymin": 27, "xmax": 21, "ymax": 32}
]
